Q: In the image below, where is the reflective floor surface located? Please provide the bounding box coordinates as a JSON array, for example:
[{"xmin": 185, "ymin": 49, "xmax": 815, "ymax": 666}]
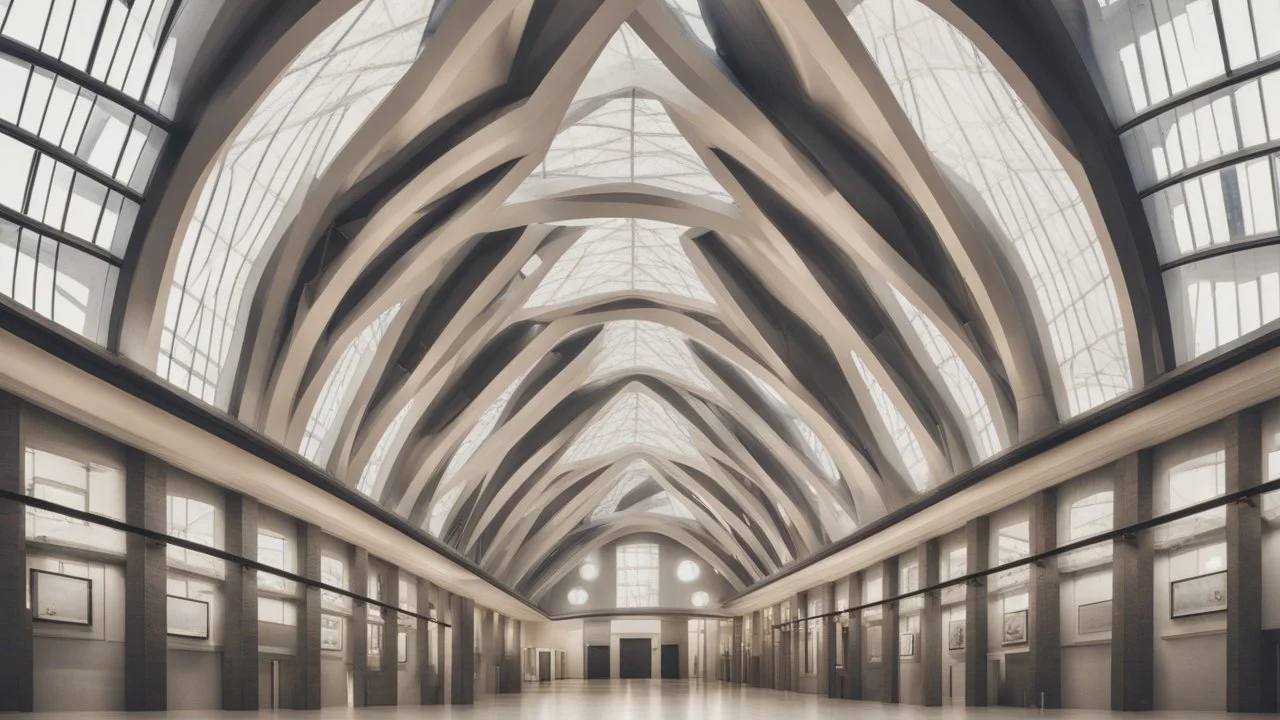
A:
[{"xmin": 20, "ymin": 680, "xmax": 1246, "ymax": 719}]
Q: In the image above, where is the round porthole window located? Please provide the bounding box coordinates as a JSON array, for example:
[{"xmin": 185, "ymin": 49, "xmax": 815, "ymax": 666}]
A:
[
  {"xmin": 691, "ymin": 591, "xmax": 710, "ymax": 608},
  {"xmin": 676, "ymin": 559, "xmax": 701, "ymax": 582},
  {"xmin": 567, "ymin": 587, "xmax": 589, "ymax": 606},
  {"xmin": 579, "ymin": 562, "xmax": 599, "ymax": 581}
]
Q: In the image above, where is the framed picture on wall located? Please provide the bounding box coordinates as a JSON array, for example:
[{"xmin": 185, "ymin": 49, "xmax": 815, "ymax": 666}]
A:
[
  {"xmin": 1001, "ymin": 609, "xmax": 1027, "ymax": 646},
  {"xmin": 899, "ymin": 632, "xmax": 915, "ymax": 658},
  {"xmin": 166, "ymin": 595, "xmax": 210, "ymax": 638},
  {"xmin": 866, "ymin": 624, "xmax": 882, "ymax": 664},
  {"xmin": 1171, "ymin": 571, "xmax": 1227, "ymax": 618},
  {"xmin": 1077, "ymin": 599, "xmax": 1111, "ymax": 634},
  {"xmin": 321, "ymin": 613, "xmax": 344, "ymax": 651},
  {"xmin": 947, "ymin": 619, "xmax": 965, "ymax": 651},
  {"xmin": 30, "ymin": 569, "xmax": 92, "ymax": 625}
]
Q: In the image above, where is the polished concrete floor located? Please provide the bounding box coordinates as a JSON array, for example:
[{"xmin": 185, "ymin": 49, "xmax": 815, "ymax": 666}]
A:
[{"xmin": 20, "ymin": 681, "xmax": 1245, "ymax": 718}]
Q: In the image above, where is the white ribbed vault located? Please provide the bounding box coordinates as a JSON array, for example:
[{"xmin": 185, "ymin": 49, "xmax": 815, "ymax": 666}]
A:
[{"xmin": 5, "ymin": 0, "xmax": 1277, "ymax": 607}]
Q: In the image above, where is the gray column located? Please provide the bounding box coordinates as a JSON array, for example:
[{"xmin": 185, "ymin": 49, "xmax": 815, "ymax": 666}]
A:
[
  {"xmin": 370, "ymin": 562, "xmax": 398, "ymax": 706},
  {"xmin": 1111, "ymin": 450, "xmax": 1153, "ymax": 711},
  {"xmin": 222, "ymin": 492, "xmax": 258, "ymax": 710},
  {"xmin": 504, "ymin": 619, "xmax": 522, "ymax": 693},
  {"xmin": 1226, "ymin": 409, "xmax": 1263, "ymax": 712},
  {"xmin": 921, "ymin": 539, "xmax": 942, "ymax": 707},
  {"xmin": 350, "ymin": 547, "xmax": 369, "ymax": 706},
  {"xmin": 293, "ymin": 522, "xmax": 322, "ymax": 710},
  {"xmin": 881, "ymin": 557, "xmax": 899, "ymax": 703},
  {"xmin": 844, "ymin": 572, "xmax": 862, "ymax": 701},
  {"xmin": 418, "ymin": 579, "xmax": 443, "ymax": 704},
  {"xmin": 731, "ymin": 616, "xmax": 745, "ymax": 683},
  {"xmin": 1029, "ymin": 489, "xmax": 1061, "ymax": 708},
  {"xmin": 450, "ymin": 594, "xmax": 475, "ymax": 704},
  {"xmin": 125, "ymin": 449, "xmax": 166, "ymax": 711},
  {"xmin": 750, "ymin": 609, "xmax": 763, "ymax": 687},
  {"xmin": 825, "ymin": 582, "xmax": 838, "ymax": 698},
  {"xmin": 964, "ymin": 516, "xmax": 990, "ymax": 707},
  {"xmin": 0, "ymin": 393, "xmax": 32, "ymax": 711}
]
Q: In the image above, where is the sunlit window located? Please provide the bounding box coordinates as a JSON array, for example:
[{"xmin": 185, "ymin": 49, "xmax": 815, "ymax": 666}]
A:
[
  {"xmin": 850, "ymin": 0, "xmax": 1132, "ymax": 417},
  {"xmin": 585, "ymin": 320, "xmax": 715, "ymax": 391},
  {"xmin": 321, "ymin": 554, "xmax": 350, "ymax": 610},
  {"xmin": 568, "ymin": 587, "xmax": 589, "ymax": 606},
  {"xmin": 526, "ymin": 220, "xmax": 715, "ymax": 308},
  {"xmin": 257, "ymin": 530, "xmax": 292, "ymax": 593},
  {"xmin": 889, "ymin": 287, "xmax": 1001, "ymax": 460},
  {"xmin": 616, "ymin": 542, "xmax": 660, "ymax": 607},
  {"xmin": 850, "ymin": 352, "xmax": 930, "ymax": 490},
  {"xmin": 167, "ymin": 495, "xmax": 218, "ymax": 574},
  {"xmin": 160, "ymin": 0, "xmax": 437, "ymax": 404},
  {"xmin": 563, "ymin": 391, "xmax": 701, "ymax": 463},
  {"xmin": 298, "ymin": 303, "xmax": 402, "ymax": 465},
  {"xmin": 357, "ymin": 400, "xmax": 415, "ymax": 497},
  {"xmin": 676, "ymin": 559, "xmax": 701, "ymax": 582}
]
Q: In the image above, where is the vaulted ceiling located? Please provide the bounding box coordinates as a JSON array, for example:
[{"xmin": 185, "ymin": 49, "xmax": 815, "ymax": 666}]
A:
[{"xmin": 3, "ymin": 0, "xmax": 1278, "ymax": 606}]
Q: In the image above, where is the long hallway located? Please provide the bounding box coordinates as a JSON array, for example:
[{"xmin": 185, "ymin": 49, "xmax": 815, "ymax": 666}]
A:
[{"xmin": 13, "ymin": 682, "xmax": 1253, "ymax": 720}]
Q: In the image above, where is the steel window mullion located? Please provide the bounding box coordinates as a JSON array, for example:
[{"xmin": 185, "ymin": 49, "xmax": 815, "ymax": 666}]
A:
[{"xmin": 0, "ymin": 121, "xmax": 144, "ymax": 203}]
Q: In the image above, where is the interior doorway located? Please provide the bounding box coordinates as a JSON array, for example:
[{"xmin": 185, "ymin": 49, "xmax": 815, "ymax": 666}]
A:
[
  {"xmin": 586, "ymin": 645, "xmax": 610, "ymax": 679},
  {"xmin": 619, "ymin": 638, "xmax": 653, "ymax": 679},
  {"xmin": 269, "ymin": 660, "xmax": 280, "ymax": 709},
  {"xmin": 538, "ymin": 651, "xmax": 552, "ymax": 682},
  {"xmin": 661, "ymin": 644, "xmax": 680, "ymax": 679}
]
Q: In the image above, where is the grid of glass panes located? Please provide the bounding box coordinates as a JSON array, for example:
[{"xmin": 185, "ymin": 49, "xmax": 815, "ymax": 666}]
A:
[
  {"xmin": 320, "ymin": 554, "xmax": 350, "ymax": 611},
  {"xmin": 0, "ymin": 0, "xmax": 218, "ymax": 340},
  {"xmin": 616, "ymin": 542, "xmax": 660, "ymax": 607},
  {"xmin": 257, "ymin": 530, "xmax": 293, "ymax": 593},
  {"xmin": 1059, "ymin": 0, "xmax": 1280, "ymax": 363},
  {"xmin": 166, "ymin": 495, "xmax": 218, "ymax": 574}
]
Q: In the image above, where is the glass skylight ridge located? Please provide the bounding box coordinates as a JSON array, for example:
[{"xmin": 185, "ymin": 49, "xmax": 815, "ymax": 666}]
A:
[{"xmin": 525, "ymin": 218, "xmax": 716, "ymax": 308}]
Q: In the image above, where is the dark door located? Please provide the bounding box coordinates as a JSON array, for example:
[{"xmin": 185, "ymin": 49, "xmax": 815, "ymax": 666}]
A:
[
  {"xmin": 586, "ymin": 645, "xmax": 610, "ymax": 679},
  {"xmin": 538, "ymin": 650, "xmax": 552, "ymax": 682},
  {"xmin": 619, "ymin": 638, "xmax": 652, "ymax": 679},
  {"xmin": 661, "ymin": 644, "xmax": 680, "ymax": 679}
]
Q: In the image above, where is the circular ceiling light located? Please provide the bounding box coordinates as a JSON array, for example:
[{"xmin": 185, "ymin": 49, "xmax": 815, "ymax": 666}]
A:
[
  {"xmin": 568, "ymin": 587, "xmax": 589, "ymax": 606},
  {"xmin": 579, "ymin": 562, "xmax": 599, "ymax": 581},
  {"xmin": 691, "ymin": 591, "xmax": 710, "ymax": 608},
  {"xmin": 676, "ymin": 559, "xmax": 701, "ymax": 582}
]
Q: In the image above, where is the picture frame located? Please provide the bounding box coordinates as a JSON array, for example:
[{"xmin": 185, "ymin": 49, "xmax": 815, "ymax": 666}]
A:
[
  {"xmin": 321, "ymin": 613, "xmax": 344, "ymax": 651},
  {"xmin": 1171, "ymin": 571, "xmax": 1228, "ymax": 618},
  {"xmin": 30, "ymin": 569, "xmax": 92, "ymax": 625},
  {"xmin": 166, "ymin": 595, "xmax": 210, "ymax": 639},
  {"xmin": 866, "ymin": 624, "xmax": 883, "ymax": 664},
  {"xmin": 947, "ymin": 619, "xmax": 966, "ymax": 651},
  {"xmin": 899, "ymin": 632, "xmax": 915, "ymax": 658},
  {"xmin": 1001, "ymin": 609, "xmax": 1027, "ymax": 646},
  {"xmin": 1077, "ymin": 599, "xmax": 1111, "ymax": 635}
]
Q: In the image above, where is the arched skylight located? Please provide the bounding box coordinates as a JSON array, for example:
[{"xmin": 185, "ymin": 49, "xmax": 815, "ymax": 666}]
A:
[
  {"xmin": 589, "ymin": 458, "xmax": 659, "ymax": 521},
  {"xmin": 523, "ymin": 91, "xmax": 731, "ymax": 201},
  {"xmin": 298, "ymin": 304, "xmax": 401, "ymax": 465},
  {"xmin": 356, "ymin": 400, "xmax": 415, "ymax": 497},
  {"xmin": 438, "ymin": 370, "xmax": 530, "ymax": 488},
  {"xmin": 160, "ymin": 0, "xmax": 436, "ymax": 404},
  {"xmin": 850, "ymin": 353, "xmax": 930, "ymax": 491},
  {"xmin": 665, "ymin": 0, "xmax": 715, "ymax": 49},
  {"xmin": 585, "ymin": 320, "xmax": 715, "ymax": 391},
  {"xmin": 525, "ymin": 219, "xmax": 715, "ymax": 307},
  {"xmin": 849, "ymin": 0, "xmax": 1132, "ymax": 417},
  {"xmin": 562, "ymin": 391, "xmax": 700, "ymax": 463},
  {"xmin": 890, "ymin": 287, "xmax": 1001, "ymax": 461}
]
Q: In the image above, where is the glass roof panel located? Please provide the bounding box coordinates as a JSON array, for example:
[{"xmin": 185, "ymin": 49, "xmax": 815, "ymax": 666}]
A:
[
  {"xmin": 299, "ymin": 303, "xmax": 401, "ymax": 465},
  {"xmin": 665, "ymin": 0, "xmax": 715, "ymax": 48},
  {"xmin": 589, "ymin": 458, "xmax": 659, "ymax": 521},
  {"xmin": 585, "ymin": 320, "xmax": 715, "ymax": 391},
  {"xmin": 1144, "ymin": 151, "xmax": 1280, "ymax": 262},
  {"xmin": 427, "ymin": 484, "xmax": 462, "ymax": 538},
  {"xmin": 890, "ymin": 287, "xmax": 1002, "ymax": 461},
  {"xmin": 849, "ymin": 0, "xmax": 1132, "ymax": 417},
  {"xmin": 580, "ymin": 24, "xmax": 661, "ymax": 96},
  {"xmin": 1165, "ymin": 243, "xmax": 1280, "ymax": 362},
  {"xmin": 439, "ymin": 370, "xmax": 531, "ymax": 487},
  {"xmin": 160, "ymin": 0, "xmax": 434, "ymax": 405},
  {"xmin": 724, "ymin": 357, "xmax": 841, "ymax": 484},
  {"xmin": 356, "ymin": 399, "xmax": 415, "ymax": 497},
  {"xmin": 0, "ymin": 0, "xmax": 223, "ymax": 115},
  {"xmin": 850, "ymin": 352, "xmax": 930, "ymax": 491},
  {"xmin": 524, "ymin": 91, "xmax": 731, "ymax": 201},
  {"xmin": 0, "ymin": 218, "xmax": 117, "ymax": 341},
  {"xmin": 525, "ymin": 218, "xmax": 715, "ymax": 307},
  {"xmin": 1120, "ymin": 69, "xmax": 1280, "ymax": 191},
  {"xmin": 640, "ymin": 491, "xmax": 695, "ymax": 519},
  {"xmin": 563, "ymin": 391, "xmax": 700, "ymax": 463}
]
